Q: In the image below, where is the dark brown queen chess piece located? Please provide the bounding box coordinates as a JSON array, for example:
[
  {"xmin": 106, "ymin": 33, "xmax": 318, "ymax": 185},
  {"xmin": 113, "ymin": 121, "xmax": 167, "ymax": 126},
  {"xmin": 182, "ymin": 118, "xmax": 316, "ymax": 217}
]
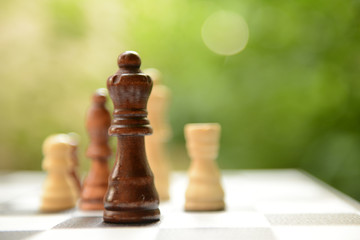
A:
[
  {"xmin": 103, "ymin": 51, "xmax": 160, "ymax": 223},
  {"xmin": 80, "ymin": 89, "xmax": 112, "ymax": 210}
]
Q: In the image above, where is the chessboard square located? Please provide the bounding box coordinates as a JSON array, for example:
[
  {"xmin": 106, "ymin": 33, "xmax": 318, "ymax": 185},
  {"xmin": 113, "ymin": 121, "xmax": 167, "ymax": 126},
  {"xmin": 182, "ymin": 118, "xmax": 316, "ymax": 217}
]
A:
[
  {"xmin": 227, "ymin": 178, "xmax": 332, "ymax": 202},
  {"xmin": 266, "ymin": 213, "xmax": 360, "ymax": 226},
  {"xmin": 0, "ymin": 172, "xmax": 44, "ymax": 203},
  {"xmin": 256, "ymin": 198, "xmax": 359, "ymax": 214},
  {"xmin": 0, "ymin": 215, "xmax": 70, "ymax": 231},
  {"xmin": 160, "ymin": 212, "xmax": 270, "ymax": 229},
  {"xmin": 1, "ymin": 194, "xmax": 42, "ymax": 214},
  {"xmin": 0, "ymin": 231, "xmax": 42, "ymax": 240},
  {"xmin": 53, "ymin": 217, "xmax": 103, "ymax": 229},
  {"xmin": 273, "ymin": 226, "xmax": 360, "ymax": 240},
  {"xmin": 72, "ymin": 210, "xmax": 103, "ymax": 217},
  {"xmin": 28, "ymin": 228, "xmax": 160, "ymax": 240},
  {"xmin": 53, "ymin": 216, "xmax": 160, "ymax": 229},
  {"xmin": 155, "ymin": 228, "xmax": 276, "ymax": 240}
]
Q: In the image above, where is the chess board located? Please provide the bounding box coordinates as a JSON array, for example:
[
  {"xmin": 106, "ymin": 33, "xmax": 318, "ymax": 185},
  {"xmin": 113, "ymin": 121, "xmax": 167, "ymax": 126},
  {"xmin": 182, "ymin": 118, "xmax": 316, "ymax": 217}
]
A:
[{"xmin": 1, "ymin": 169, "xmax": 360, "ymax": 240}]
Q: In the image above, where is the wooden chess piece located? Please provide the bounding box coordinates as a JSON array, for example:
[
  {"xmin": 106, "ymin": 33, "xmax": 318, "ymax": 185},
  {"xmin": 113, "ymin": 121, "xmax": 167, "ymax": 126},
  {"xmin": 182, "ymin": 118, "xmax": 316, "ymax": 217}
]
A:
[
  {"xmin": 103, "ymin": 51, "xmax": 160, "ymax": 223},
  {"xmin": 80, "ymin": 88, "xmax": 112, "ymax": 210},
  {"xmin": 144, "ymin": 68, "xmax": 171, "ymax": 201},
  {"xmin": 184, "ymin": 123, "xmax": 225, "ymax": 211},
  {"xmin": 40, "ymin": 134, "xmax": 77, "ymax": 212},
  {"xmin": 68, "ymin": 132, "xmax": 82, "ymax": 196}
]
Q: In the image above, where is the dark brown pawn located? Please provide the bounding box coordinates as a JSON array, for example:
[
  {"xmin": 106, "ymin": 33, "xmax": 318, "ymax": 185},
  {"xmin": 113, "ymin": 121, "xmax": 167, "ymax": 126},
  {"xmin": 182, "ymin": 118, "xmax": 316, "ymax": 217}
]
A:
[
  {"xmin": 103, "ymin": 51, "xmax": 160, "ymax": 223},
  {"xmin": 80, "ymin": 89, "xmax": 112, "ymax": 210}
]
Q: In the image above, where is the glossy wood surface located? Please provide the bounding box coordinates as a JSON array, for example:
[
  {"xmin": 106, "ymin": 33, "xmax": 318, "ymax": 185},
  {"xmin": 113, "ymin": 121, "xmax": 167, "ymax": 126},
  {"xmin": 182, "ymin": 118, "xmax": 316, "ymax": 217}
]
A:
[{"xmin": 103, "ymin": 51, "xmax": 160, "ymax": 223}]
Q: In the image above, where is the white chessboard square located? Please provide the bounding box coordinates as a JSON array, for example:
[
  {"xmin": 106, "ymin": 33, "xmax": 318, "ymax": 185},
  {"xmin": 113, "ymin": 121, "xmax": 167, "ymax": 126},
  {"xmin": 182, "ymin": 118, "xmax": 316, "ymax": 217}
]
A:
[
  {"xmin": 0, "ymin": 172, "xmax": 44, "ymax": 203},
  {"xmin": 0, "ymin": 214, "xmax": 70, "ymax": 231},
  {"xmin": 160, "ymin": 211, "xmax": 270, "ymax": 229},
  {"xmin": 28, "ymin": 228, "xmax": 160, "ymax": 240},
  {"xmin": 255, "ymin": 198, "xmax": 359, "ymax": 214},
  {"xmin": 155, "ymin": 228, "xmax": 275, "ymax": 240},
  {"xmin": 72, "ymin": 210, "xmax": 103, "ymax": 217}
]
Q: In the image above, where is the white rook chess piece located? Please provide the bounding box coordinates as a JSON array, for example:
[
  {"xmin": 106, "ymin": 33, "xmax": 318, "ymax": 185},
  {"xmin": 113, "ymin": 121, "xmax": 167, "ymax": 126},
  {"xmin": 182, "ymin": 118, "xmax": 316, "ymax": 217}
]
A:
[
  {"xmin": 184, "ymin": 123, "xmax": 225, "ymax": 211},
  {"xmin": 40, "ymin": 134, "xmax": 77, "ymax": 212},
  {"xmin": 144, "ymin": 68, "xmax": 171, "ymax": 201}
]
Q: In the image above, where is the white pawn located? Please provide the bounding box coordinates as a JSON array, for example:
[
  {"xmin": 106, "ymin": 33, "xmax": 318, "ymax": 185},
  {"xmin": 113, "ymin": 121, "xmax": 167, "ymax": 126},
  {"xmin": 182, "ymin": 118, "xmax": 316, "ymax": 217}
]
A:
[
  {"xmin": 144, "ymin": 68, "xmax": 171, "ymax": 201},
  {"xmin": 184, "ymin": 123, "xmax": 225, "ymax": 211},
  {"xmin": 40, "ymin": 134, "xmax": 77, "ymax": 212}
]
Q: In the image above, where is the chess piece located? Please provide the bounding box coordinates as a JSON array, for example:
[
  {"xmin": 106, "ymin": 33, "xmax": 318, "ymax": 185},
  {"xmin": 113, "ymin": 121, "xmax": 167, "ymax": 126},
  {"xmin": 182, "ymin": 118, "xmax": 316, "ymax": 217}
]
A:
[
  {"xmin": 41, "ymin": 134, "xmax": 77, "ymax": 212},
  {"xmin": 103, "ymin": 51, "xmax": 160, "ymax": 223},
  {"xmin": 80, "ymin": 89, "xmax": 112, "ymax": 210},
  {"xmin": 184, "ymin": 123, "xmax": 225, "ymax": 211},
  {"xmin": 68, "ymin": 132, "xmax": 82, "ymax": 196},
  {"xmin": 144, "ymin": 68, "xmax": 171, "ymax": 201}
]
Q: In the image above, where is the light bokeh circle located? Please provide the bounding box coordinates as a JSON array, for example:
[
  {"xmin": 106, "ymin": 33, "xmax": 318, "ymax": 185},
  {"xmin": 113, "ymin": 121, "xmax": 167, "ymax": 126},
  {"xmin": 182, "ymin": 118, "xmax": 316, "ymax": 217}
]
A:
[{"xmin": 201, "ymin": 11, "xmax": 249, "ymax": 56}]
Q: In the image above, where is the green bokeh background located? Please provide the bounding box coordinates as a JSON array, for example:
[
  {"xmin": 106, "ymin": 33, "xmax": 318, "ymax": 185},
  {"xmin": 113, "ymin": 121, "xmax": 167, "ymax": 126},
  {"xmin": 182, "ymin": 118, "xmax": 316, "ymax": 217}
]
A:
[{"xmin": 1, "ymin": 0, "xmax": 359, "ymax": 200}]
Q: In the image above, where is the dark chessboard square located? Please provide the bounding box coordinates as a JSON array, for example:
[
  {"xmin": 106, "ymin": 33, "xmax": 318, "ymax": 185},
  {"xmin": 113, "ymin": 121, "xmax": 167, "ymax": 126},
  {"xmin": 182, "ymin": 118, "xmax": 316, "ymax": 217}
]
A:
[
  {"xmin": 266, "ymin": 213, "xmax": 360, "ymax": 225},
  {"xmin": 53, "ymin": 217, "xmax": 160, "ymax": 229}
]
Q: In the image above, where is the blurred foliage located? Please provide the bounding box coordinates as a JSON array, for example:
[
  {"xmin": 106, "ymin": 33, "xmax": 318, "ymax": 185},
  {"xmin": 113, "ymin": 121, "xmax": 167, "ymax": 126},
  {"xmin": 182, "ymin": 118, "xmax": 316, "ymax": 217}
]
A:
[{"xmin": 0, "ymin": 0, "xmax": 359, "ymax": 200}]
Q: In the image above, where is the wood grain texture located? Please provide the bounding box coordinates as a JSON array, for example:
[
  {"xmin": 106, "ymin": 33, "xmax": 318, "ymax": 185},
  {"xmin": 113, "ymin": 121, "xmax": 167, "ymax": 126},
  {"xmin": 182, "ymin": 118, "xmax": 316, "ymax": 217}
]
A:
[{"xmin": 103, "ymin": 51, "xmax": 160, "ymax": 223}]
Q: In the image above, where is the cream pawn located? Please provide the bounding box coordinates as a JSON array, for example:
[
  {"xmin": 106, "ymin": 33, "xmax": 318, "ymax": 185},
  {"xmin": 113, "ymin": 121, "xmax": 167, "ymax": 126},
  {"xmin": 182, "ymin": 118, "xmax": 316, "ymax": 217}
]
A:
[{"xmin": 40, "ymin": 134, "xmax": 77, "ymax": 212}]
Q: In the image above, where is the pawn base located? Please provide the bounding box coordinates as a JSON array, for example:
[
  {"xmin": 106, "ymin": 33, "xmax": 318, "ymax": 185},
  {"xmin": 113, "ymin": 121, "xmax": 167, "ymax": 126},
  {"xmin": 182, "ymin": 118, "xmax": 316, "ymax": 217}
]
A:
[
  {"xmin": 103, "ymin": 208, "xmax": 160, "ymax": 224},
  {"xmin": 185, "ymin": 200, "xmax": 225, "ymax": 211}
]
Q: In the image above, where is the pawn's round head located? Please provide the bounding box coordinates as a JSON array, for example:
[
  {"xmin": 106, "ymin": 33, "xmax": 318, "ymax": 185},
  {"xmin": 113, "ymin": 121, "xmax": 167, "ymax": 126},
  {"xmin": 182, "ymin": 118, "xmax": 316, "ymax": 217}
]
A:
[
  {"xmin": 42, "ymin": 134, "xmax": 72, "ymax": 170},
  {"xmin": 117, "ymin": 51, "xmax": 141, "ymax": 69},
  {"xmin": 42, "ymin": 134, "xmax": 71, "ymax": 156},
  {"xmin": 92, "ymin": 88, "xmax": 107, "ymax": 104}
]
